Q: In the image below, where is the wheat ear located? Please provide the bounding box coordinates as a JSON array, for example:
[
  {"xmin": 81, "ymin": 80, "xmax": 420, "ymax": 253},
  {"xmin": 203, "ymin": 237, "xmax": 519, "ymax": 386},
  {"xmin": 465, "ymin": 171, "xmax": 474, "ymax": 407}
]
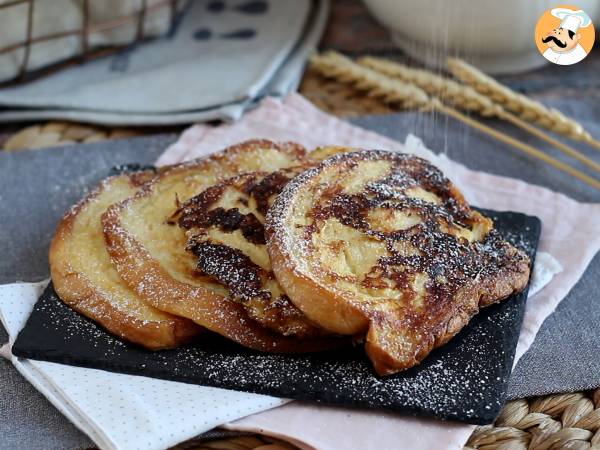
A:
[
  {"xmin": 447, "ymin": 57, "xmax": 600, "ymax": 151},
  {"xmin": 310, "ymin": 52, "xmax": 431, "ymax": 110},
  {"xmin": 359, "ymin": 56, "xmax": 502, "ymax": 117},
  {"xmin": 360, "ymin": 56, "xmax": 600, "ymax": 175},
  {"xmin": 309, "ymin": 52, "xmax": 600, "ymax": 191}
]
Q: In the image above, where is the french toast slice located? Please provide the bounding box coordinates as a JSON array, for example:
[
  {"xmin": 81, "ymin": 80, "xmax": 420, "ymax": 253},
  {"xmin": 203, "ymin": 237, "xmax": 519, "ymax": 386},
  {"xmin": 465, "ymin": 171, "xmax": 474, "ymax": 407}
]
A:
[
  {"xmin": 171, "ymin": 167, "xmax": 323, "ymax": 338},
  {"xmin": 50, "ymin": 172, "xmax": 201, "ymax": 350},
  {"xmin": 266, "ymin": 150, "xmax": 531, "ymax": 375},
  {"xmin": 102, "ymin": 140, "xmax": 338, "ymax": 352}
]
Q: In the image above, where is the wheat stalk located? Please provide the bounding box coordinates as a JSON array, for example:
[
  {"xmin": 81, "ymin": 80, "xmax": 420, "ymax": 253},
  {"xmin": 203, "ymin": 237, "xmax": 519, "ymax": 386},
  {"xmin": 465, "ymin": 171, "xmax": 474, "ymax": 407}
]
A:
[
  {"xmin": 310, "ymin": 52, "xmax": 431, "ymax": 110},
  {"xmin": 437, "ymin": 104, "xmax": 600, "ymax": 190},
  {"xmin": 360, "ymin": 56, "xmax": 600, "ymax": 176},
  {"xmin": 309, "ymin": 52, "xmax": 600, "ymax": 190},
  {"xmin": 447, "ymin": 57, "xmax": 600, "ymax": 151},
  {"xmin": 359, "ymin": 57, "xmax": 502, "ymax": 117}
]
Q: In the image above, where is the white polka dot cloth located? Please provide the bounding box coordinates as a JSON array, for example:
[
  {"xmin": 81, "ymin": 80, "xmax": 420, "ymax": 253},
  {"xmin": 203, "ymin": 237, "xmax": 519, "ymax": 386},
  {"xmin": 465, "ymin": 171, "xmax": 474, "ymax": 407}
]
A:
[{"xmin": 0, "ymin": 281, "xmax": 287, "ymax": 450}]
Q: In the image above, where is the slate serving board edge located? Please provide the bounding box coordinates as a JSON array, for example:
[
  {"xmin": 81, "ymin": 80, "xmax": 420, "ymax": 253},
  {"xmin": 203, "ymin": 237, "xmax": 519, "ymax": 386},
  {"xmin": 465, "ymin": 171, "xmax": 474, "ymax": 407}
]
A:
[{"xmin": 12, "ymin": 208, "xmax": 541, "ymax": 425}]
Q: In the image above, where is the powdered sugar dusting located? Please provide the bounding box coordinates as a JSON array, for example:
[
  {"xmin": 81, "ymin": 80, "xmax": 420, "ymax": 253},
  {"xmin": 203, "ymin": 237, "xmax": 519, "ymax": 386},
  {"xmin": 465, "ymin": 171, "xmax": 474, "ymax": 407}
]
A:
[{"xmin": 17, "ymin": 230, "xmax": 537, "ymax": 426}]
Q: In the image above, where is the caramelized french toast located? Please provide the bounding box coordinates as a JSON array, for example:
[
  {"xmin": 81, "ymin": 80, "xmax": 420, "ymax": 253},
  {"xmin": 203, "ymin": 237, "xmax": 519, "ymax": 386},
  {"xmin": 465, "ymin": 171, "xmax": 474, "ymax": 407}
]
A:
[
  {"xmin": 266, "ymin": 150, "xmax": 531, "ymax": 375},
  {"xmin": 50, "ymin": 173, "xmax": 201, "ymax": 350},
  {"xmin": 102, "ymin": 140, "xmax": 339, "ymax": 352},
  {"xmin": 172, "ymin": 167, "xmax": 323, "ymax": 338}
]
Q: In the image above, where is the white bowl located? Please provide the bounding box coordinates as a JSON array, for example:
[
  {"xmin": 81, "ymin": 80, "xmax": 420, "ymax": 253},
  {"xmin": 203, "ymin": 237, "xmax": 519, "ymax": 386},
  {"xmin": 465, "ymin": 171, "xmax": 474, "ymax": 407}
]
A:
[{"xmin": 362, "ymin": 0, "xmax": 599, "ymax": 74}]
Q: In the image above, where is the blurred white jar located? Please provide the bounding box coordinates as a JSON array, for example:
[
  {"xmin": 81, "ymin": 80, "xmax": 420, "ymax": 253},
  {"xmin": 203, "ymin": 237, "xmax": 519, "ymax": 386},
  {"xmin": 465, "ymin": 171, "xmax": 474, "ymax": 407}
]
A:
[{"xmin": 362, "ymin": 0, "xmax": 600, "ymax": 74}]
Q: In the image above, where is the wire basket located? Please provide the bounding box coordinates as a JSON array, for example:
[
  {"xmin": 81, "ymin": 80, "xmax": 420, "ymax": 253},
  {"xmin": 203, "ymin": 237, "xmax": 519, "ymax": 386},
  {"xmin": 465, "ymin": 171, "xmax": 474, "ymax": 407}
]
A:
[{"xmin": 0, "ymin": 0, "xmax": 185, "ymax": 85}]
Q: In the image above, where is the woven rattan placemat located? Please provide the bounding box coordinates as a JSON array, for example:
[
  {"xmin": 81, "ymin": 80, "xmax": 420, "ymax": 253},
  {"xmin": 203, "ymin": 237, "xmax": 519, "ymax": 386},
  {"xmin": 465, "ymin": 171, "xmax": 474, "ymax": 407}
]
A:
[{"xmin": 2, "ymin": 72, "xmax": 600, "ymax": 450}]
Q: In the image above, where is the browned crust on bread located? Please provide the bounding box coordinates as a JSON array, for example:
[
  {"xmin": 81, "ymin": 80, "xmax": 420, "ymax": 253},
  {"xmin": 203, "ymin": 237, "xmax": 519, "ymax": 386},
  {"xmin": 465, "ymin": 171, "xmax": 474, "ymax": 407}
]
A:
[
  {"xmin": 364, "ymin": 256, "xmax": 530, "ymax": 375},
  {"xmin": 173, "ymin": 168, "xmax": 326, "ymax": 338},
  {"xmin": 310, "ymin": 146, "xmax": 359, "ymax": 161},
  {"xmin": 170, "ymin": 139, "xmax": 309, "ymax": 176},
  {"xmin": 50, "ymin": 174, "xmax": 201, "ymax": 350},
  {"xmin": 267, "ymin": 149, "xmax": 531, "ymax": 375},
  {"xmin": 102, "ymin": 140, "xmax": 343, "ymax": 353}
]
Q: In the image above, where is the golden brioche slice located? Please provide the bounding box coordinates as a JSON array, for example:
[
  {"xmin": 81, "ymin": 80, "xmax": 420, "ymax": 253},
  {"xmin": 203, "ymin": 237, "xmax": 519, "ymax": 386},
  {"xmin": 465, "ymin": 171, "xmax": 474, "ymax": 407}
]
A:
[
  {"xmin": 102, "ymin": 140, "xmax": 339, "ymax": 352},
  {"xmin": 266, "ymin": 150, "xmax": 531, "ymax": 375},
  {"xmin": 171, "ymin": 166, "xmax": 323, "ymax": 338},
  {"xmin": 50, "ymin": 172, "xmax": 201, "ymax": 350}
]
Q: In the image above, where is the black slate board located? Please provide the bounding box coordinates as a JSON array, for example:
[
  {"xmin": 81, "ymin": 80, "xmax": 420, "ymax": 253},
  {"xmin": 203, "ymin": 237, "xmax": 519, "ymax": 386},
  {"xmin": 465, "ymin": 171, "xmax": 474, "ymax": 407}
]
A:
[{"xmin": 12, "ymin": 200, "xmax": 540, "ymax": 425}]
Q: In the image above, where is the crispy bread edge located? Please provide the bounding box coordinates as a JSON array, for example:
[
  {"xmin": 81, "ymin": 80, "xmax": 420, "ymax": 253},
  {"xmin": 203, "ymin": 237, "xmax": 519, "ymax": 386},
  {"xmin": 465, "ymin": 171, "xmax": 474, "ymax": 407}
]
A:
[
  {"xmin": 174, "ymin": 139, "xmax": 310, "ymax": 173},
  {"xmin": 267, "ymin": 238, "xmax": 370, "ymax": 335},
  {"xmin": 267, "ymin": 151, "xmax": 377, "ymax": 336},
  {"xmin": 267, "ymin": 149, "xmax": 531, "ymax": 375},
  {"xmin": 365, "ymin": 256, "xmax": 530, "ymax": 375},
  {"xmin": 50, "ymin": 175, "xmax": 201, "ymax": 350}
]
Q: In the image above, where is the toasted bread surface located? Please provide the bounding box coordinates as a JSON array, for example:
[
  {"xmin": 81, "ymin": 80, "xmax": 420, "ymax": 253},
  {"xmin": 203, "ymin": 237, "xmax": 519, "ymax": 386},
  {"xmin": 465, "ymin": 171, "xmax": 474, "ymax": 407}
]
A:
[
  {"xmin": 173, "ymin": 167, "xmax": 323, "ymax": 338},
  {"xmin": 267, "ymin": 150, "xmax": 531, "ymax": 374},
  {"xmin": 102, "ymin": 140, "xmax": 338, "ymax": 352},
  {"xmin": 50, "ymin": 173, "xmax": 201, "ymax": 350},
  {"xmin": 310, "ymin": 145, "xmax": 357, "ymax": 161}
]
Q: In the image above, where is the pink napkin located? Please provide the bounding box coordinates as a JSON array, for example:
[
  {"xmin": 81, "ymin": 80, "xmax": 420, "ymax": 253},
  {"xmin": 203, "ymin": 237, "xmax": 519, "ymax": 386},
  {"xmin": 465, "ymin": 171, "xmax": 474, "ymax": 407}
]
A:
[{"xmin": 157, "ymin": 94, "xmax": 600, "ymax": 450}]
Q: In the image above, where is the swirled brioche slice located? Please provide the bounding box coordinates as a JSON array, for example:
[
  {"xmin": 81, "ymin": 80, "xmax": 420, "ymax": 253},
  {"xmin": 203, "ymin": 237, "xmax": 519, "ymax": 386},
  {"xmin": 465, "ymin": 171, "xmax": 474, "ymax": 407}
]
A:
[
  {"xmin": 50, "ymin": 172, "xmax": 201, "ymax": 350},
  {"xmin": 102, "ymin": 140, "xmax": 339, "ymax": 352},
  {"xmin": 171, "ymin": 166, "xmax": 323, "ymax": 338},
  {"xmin": 267, "ymin": 150, "xmax": 531, "ymax": 375}
]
